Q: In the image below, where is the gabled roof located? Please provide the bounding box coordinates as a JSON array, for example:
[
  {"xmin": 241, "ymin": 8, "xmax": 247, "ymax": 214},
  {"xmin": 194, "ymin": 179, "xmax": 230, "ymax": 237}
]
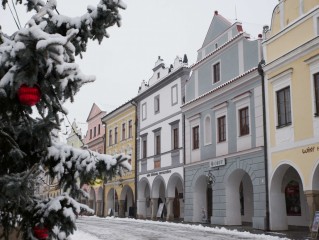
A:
[
  {"xmin": 86, "ymin": 103, "xmax": 106, "ymax": 122},
  {"xmin": 202, "ymin": 11, "xmax": 232, "ymax": 48}
]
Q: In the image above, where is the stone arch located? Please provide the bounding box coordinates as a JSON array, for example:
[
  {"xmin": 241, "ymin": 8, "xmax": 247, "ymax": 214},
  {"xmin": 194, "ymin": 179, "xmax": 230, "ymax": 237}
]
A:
[
  {"xmin": 96, "ymin": 187, "xmax": 103, "ymax": 216},
  {"xmin": 151, "ymin": 175, "xmax": 166, "ymax": 199},
  {"xmin": 167, "ymin": 173, "xmax": 184, "ymax": 220},
  {"xmin": 137, "ymin": 177, "xmax": 151, "ymax": 219},
  {"xmin": 311, "ymin": 158, "xmax": 319, "ymax": 191},
  {"xmin": 106, "ymin": 188, "xmax": 118, "ymax": 216},
  {"xmin": 190, "ymin": 166, "xmax": 213, "ymax": 223},
  {"xmin": 167, "ymin": 173, "xmax": 183, "ymax": 198},
  {"xmin": 89, "ymin": 188, "xmax": 96, "ymax": 213},
  {"xmin": 269, "ymin": 162, "xmax": 308, "ymax": 230},
  {"xmin": 225, "ymin": 168, "xmax": 254, "ymax": 226},
  {"xmin": 119, "ymin": 185, "xmax": 134, "ymax": 217}
]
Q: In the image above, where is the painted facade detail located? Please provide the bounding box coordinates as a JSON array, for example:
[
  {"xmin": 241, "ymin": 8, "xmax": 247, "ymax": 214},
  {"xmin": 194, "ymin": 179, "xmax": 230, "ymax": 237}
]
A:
[
  {"xmin": 263, "ymin": 0, "xmax": 319, "ymax": 230},
  {"xmin": 182, "ymin": 11, "xmax": 268, "ymax": 230},
  {"xmin": 82, "ymin": 103, "xmax": 106, "ymax": 216},
  {"xmin": 135, "ymin": 56, "xmax": 190, "ymax": 221},
  {"xmin": 102, "ymin": 101, "xmax": 136, "ymax": 218}
]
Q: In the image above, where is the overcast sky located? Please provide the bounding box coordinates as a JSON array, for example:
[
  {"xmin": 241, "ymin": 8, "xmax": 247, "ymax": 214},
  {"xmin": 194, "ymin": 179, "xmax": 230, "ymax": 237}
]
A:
[{"xmin": 0, "ymin": 0, "xmax": 278, "ymax": 136}]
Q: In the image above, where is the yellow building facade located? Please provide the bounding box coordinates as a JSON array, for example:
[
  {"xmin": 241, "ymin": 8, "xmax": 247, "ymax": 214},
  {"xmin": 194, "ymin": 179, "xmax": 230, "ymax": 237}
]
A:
[
  {"xmin": 102, "ymin": 101, "xmax": 136, "ymax": 217},
  {"xmin": 263, "ymin": 0, "xmax": 319, "ymax": 230}
]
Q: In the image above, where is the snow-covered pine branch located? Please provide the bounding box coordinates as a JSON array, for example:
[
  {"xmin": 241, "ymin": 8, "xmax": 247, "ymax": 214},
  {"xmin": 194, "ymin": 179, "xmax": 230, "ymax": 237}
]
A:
[
  {"xmin": 45, "ymin": 142, "xmax": 132, "ymax": 198},
  {"xmin": 0, "ymin": 0, "xmax": 127, "ymax": 239}
]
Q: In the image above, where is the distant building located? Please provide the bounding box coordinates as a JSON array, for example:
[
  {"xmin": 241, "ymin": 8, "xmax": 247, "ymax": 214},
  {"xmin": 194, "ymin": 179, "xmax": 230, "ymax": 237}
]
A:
[
  {"xmin": 182, "ymin": 11, "xmax": 267, "ymax": 229},
  {"xmin": 135, "ymin": 56, "xmax": 190, "ymax": 220},
  {"xmin": 66, "ymin": 119, "xmax": 84, "ymax": 149},
  {"xmin": 82, "ymin": 103, "xmax": 106, "ymax": 216},
  {"xmin": 102, "ymin": 101, "xmax": 137, "ymax": 217},
  {"xmin": 263, "ymin": 0, "xmax": 319, "ymax": 230}
]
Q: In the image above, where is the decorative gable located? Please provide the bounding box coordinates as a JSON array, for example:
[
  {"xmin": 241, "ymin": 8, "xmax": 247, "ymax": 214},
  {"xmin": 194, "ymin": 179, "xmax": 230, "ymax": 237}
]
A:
[
  {"xmin": 202, "ymin": 11, "xmax": 232, "ymax": 48},
  {"xmin": 86, "ymin": 103, "xmax": 104, "ymax": 122}
]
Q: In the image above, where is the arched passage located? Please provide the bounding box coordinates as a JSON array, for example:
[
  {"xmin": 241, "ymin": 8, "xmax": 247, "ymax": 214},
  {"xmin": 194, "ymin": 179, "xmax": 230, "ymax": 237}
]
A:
[
  {"xmin": 97, "ymin": 187, "xmax": 103, "ymax": 217},
  {"xmin": 151, "ymin": 176, "xmax": 166, "ymax": 219},
  {"xmin": 270, "ymin": 164, "xmax": 308, "ymax": 230},
  {"xmin": 137, "ymin": 178, "xmax": 151, "ymax": 219},
  {"xmin": 120, "ymin": 185, "xmax": 134, "ymax": 217},
  {"xmin": 226, "ymin": 169, "xmax": 253, "ymax": 226},
  {"xmin": 89, "ymin": 188, "xmax": 96, "ymax": 214},
  {"xmin": 193, "ymin": 175, "xmax": 212, "ymax": 223},
  {"xmin": 167, "ymin": 173, "xmax": 184, "ymax": 220},
  {"xmin": 106, "ymin": 188, "xmax": 119, "ymax": 216}
]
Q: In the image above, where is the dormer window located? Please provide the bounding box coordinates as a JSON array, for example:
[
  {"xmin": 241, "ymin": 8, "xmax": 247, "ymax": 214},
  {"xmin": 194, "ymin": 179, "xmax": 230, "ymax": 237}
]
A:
[{"xmin": 215, "ymin": 43, "xmax": 218, "ymax": 49}]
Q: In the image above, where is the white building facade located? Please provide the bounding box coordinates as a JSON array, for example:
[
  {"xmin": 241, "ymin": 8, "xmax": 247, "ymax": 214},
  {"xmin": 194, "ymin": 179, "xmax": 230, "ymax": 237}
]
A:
[{"xmin": 135, "ymin": 56, "xmax": 190, "ymax": 220}]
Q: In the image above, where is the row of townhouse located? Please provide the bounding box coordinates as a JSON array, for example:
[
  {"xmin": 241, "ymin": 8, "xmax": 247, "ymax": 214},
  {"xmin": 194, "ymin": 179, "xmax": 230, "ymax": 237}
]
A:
[{"xmin": 68, "ymin": 0, "xmax": 319, "ymax": 231}]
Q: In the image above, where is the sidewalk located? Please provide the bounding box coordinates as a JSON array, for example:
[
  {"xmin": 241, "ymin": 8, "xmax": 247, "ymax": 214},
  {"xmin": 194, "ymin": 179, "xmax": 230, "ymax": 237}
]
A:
[{"xmin": 199, "ymin": 223, "xmax": 311, "ymax": 240}]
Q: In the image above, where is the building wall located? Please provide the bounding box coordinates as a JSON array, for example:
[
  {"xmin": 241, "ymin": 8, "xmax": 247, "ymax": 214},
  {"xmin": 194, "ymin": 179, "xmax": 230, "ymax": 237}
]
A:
[{"xmin": 264, "ymin": 0, "xmax": 319, "ymax": 230}]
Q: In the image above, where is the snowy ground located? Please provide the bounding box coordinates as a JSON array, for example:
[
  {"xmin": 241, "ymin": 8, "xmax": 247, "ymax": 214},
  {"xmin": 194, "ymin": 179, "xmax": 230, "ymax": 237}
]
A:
[{"xmin": 71, "ymin": 216, "xmax": 290, "ymax": 240}]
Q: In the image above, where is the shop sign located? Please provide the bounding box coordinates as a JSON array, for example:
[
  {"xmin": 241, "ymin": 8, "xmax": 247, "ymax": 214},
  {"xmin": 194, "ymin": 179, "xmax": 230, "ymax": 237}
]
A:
[
  {"xmin": 301, "ymin": 146, "xmax": 317, "ymax": 154},
  {"xmin": 210, "ymin": 158, "xmax": 226, "ymax": 168},
  {"xmin": 146, "ymin": 169, "xmax": 171, "ymax": 178}
]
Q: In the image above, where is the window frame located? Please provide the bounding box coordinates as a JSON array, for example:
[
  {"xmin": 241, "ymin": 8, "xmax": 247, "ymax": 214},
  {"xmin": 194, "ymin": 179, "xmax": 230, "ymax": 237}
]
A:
[
  {"xmin": 109, "ymin": 130, "xmax": 112, "ymax": 146},
  {"xmin": 192, "ymin": 125, "xmax": 199, "ymax": 150},
  {"xmin": 239, "ymin": 107, "xmax": 250, "ymax": 136},
  {"xmin": 217, "ymin": 115, "xmax": 226, "ymax": 142},
  {"xmin": 154, "ymin": 95, "xmax": 160, "ymax": 114},
  {"xmin": 114, "ymin": 127, "xmax": 118, "ymax": 144},
  {"xmin": 212, "ymin": 61, "xmax": 221, "ymax": 84},
  {"xmin": 276, "ymin": 86, "xmax": 292, "ymax": 128},
  {"xmin": 128, "ymin": 120, "xmax": 133, "ymax": 138},
  {"xmin": 122, "ymin": 123, "xmax": 126, "ymax": 141}
]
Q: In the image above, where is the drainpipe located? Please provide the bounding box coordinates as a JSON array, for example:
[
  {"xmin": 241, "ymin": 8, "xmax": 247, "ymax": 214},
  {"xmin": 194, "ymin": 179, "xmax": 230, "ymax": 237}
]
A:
[
  {"xmin": 258, "ymin": 59, "xmax": 270, "ymax": 231},
  {"xmin": 102, "ymin": 123, "xmax": 107, "ymax": 217},
  {"xmin": 131, "ymin": 100, "xmax": 138, "ymax": 219}
]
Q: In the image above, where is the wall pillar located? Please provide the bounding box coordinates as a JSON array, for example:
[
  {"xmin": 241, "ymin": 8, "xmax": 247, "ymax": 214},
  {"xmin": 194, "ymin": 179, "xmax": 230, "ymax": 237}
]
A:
[
  {"xmin": 151, "ymin": 198, "xmax": 158, "ymax": 220},
  {"xmin": 166, "ymin": 197, "xmax": 175, "ymax": 221},
  {"xmin": 119, "ymin": 200, "xmax": 125, "ymax": 218},
  {"xmin": 305, "ymin": 190, "xmax": 319, "ymax": 227},
  {"xmin": 137, "ymin": 199, "xmax": 146, "ymax": 219}
]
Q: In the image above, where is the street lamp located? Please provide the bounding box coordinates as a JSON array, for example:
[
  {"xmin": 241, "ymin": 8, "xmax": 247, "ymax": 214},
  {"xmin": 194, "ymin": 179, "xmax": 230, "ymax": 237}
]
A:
[{"xmin": 207, "ymin": 170, "xmax": 215, "ymax": 186}]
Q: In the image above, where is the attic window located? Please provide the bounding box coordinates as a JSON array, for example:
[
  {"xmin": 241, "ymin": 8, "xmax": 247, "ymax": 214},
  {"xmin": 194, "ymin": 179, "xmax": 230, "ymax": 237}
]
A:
[
  {"xmin": 215, "ymin": 43, "xmax": 218, "ymax": 49},
  {"xmin": 157, "ymin": 72, "xmax": 160, "ymax": 79}
]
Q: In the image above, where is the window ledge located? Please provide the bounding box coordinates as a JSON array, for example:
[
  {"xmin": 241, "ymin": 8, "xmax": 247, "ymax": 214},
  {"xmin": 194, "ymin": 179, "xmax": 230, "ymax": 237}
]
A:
[{"xmin": 276, "ymin": 122, "xmax": 292, "ymax": 129}]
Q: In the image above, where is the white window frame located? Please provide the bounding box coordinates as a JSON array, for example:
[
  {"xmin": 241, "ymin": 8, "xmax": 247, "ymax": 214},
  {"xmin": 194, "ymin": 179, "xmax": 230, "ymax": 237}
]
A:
[
  {"xmin": 212, "ymin": 60, "xmax": 221, "ymax": 84},
  {"xmin": 142, "ymin": 102, "xmax": 147, "ymax": 121}
]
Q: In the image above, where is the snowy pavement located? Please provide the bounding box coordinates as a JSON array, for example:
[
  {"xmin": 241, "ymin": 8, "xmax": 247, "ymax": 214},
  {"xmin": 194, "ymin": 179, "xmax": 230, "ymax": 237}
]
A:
[{"xmin": 72, "ymin": 216, "xmax": 289, "ymax": 240}]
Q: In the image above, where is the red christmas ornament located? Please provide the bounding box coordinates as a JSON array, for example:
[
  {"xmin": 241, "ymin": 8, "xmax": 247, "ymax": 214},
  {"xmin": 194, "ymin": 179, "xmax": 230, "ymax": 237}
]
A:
[
  {"xmin": 33, "ymin": 226, "xmax": 49, "ymax": 240},
  {"xmin": 18, "ymin": 84, "xmax": 41, "ymax": 106}
]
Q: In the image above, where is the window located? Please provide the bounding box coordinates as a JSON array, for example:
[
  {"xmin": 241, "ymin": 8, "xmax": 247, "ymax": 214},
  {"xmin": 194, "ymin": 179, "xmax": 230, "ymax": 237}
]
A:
[
  {"xmin": 109, "ymin": 130, "xmax": 112, "ymax": 146},
  {"xmin": 122, "ymin": 123, "xmax": 126, "ymax": 141},
  {"xmin": 217, "ymin": 116, "xmax": 226, "ymax": 142},
  {"xmin": 154, "ymin": 160, "xmax": 161, "ymax": 168},
  {"xmin": 173, "ymin": 128, "xmax": 179, "ymax": 150},
  {"xmin": 155, "ymin": 135, "xmax": 161, "ymax": 155},
  {"xmin": 94, "ymin": 127, "xmax": 96, "ymax": 137},
  {"xmin": 154, "ymin": 95, "xmax": 160, "ymax": 114},
  {"xmin": 276, "ymin": 86, "xmax": 291, "ymax": 127},
  {"xmin": 171, "ymin": 85, "xmax": 178, "ymax": 106},
  {"xmin": 90, "ymin": 129, "xmax": 92, "ymax": 139},
  {"xmin": 157, "ymin": 72, "xmax": 160, "ymax": 79},
  {"xmin": 213, "ymin": 62, "xmax": 220, "ymax": 83},
  {"xmin": 314, "ymin": 73, "xmax": 319, "ymax": 116},
  {"xmin": 192, "ymin": 126, "xmax": 199, "ymax": 149},
  {"xmin": 128, "ymin": 120, "xmax": 133, "ymax": 138},
  {"xmin": 114, "ymin": 127, "xmax": 118, "ymax": 144},
  {"xmin": 239, "ymin": 107, "xmax": 249, "ymax": 136},
  {"xmin": 98, "ymin": 124, "xmax": 100, "ymax": 135},
  {"xmin": 142, "ymin": 103, "xmax": 147, "ymax": 120},
  {"xmin": 142, "ymin": 139, "xmax": 147, "ymax": 158}
]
